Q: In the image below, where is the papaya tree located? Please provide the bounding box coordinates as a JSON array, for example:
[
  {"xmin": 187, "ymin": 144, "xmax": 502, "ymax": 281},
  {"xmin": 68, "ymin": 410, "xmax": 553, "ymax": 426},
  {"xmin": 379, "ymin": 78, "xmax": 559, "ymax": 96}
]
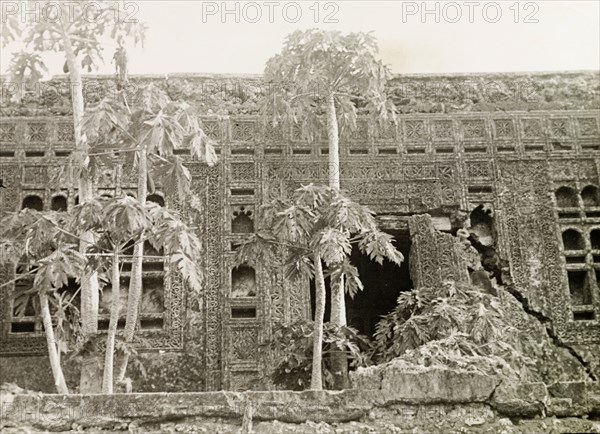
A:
[
  {"xmin": 0, "ymin": 210, "xmax": 83, "ymax": 394},
  {"xmin": 1, "ymin": 0, "xmax": 146, "ymax": 392},
  {"xmin": 235, "ymin": 184, "xmax": 403, "ymax": 390},
  {"xmin": 70, "ymin": 196, "xmax": 202, "ymax": 393},
  {"xmin": 81, "ymin": 83, "xmax": 217, "ymax": 385},
  {"xmin": 262, "ymin": 29, "xmax": 398, "ymax": 388},
  {"xmin": 0, "ymin": 196, "xmax": 203, "ymax": 393}
]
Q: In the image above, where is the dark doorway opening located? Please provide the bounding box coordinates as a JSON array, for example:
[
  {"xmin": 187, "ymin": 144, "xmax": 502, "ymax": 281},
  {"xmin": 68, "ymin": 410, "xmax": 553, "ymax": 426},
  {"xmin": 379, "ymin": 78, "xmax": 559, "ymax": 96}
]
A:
[
  {"xmin": 346, "ymin": 229, "xmax": 413, "ymax": 338},
  {"xmin": 309, "ymin": 229, "xmax": 413, "ymax": 338}
]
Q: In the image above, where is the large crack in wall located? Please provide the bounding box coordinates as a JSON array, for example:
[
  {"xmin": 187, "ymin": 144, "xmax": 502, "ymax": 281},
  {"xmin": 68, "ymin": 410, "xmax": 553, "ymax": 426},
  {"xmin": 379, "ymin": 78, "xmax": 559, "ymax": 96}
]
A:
[{"xmin": 463, "ymin": 204, "xmax": 598, "ymax": 382}]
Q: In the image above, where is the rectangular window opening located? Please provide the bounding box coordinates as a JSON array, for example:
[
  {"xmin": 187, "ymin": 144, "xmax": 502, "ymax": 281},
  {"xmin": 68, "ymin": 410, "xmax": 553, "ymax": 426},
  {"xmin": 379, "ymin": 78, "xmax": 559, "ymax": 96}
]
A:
[
  {"xmin": 349, "ymin": 148, "xmax": 369, "ymax": 155},
  {"xmin": 464, "ymin": 147, "xmax": 487, "ymax": 153},
  {"xmin": 573, "ymin": 311, "xmax": 595, "ymax": 321},
  {"xmin": 468, "ymin": 186, "xmax": 493, "ymax": 194},
  {"xmin": 0, "ymin": 151, "xmax": 15, "ymax": 157},
  {"xmin": 581, "ymin": 143, "xmax": 600, "ymax": 151},
  {"xmin": 292, "ymin": 148, "xmax": 312, "ymax": 155},
  {"xmin": 55, "ymin": 151, "xmax": 71, "ymax": 157},
  {"xmin": 377, "ymin": 148, "xmax": 397, "ymax": 155},
  {"xmin": 558, "ymin": 212, "xmax": 580, "ymax": 219},
  {"xmin": 25, "ymin": 151, "xmax": 45, "ymax": 157},
  {"xmin": 173, "ymin": 149, "xmax": 190, "ymax": 156},
  {"xmin": 525, "ymin": 145, "xmax": 544, "ymax": 152},
  {"xmin": 231, "ymin": 307, "xmax": 256, "ymax": 319},
  {"xmin": 98, "ymin": 318, "xmax": 127, "ymax": 330},
  {"xmin": 435, "ymin": 147, "xmax": 454, "ymax": 154},
  {"xmin": 10, "ymin": 322, "xmax": 36, "ymax": 333},
  {"xmin": 231, "ymin": 188, "xmax": 255, "ymax": 196},
  {"xmin": 142, "ymin": 262, "xmax": 165, "ymax": 272},
  {"xmin": 264, "ymin": 148, "xmax": 282, "ymax": 155},
  {"xmin": 231, "ymin": 149, "xmax": 254, "ymax": 155},
  {"xmin": 140, "ymin": 318, "xmax": 164, "ymax": 330},
  {"xmin": 497, "ymin": 146, "xmax": 515, "ymax": 153}
]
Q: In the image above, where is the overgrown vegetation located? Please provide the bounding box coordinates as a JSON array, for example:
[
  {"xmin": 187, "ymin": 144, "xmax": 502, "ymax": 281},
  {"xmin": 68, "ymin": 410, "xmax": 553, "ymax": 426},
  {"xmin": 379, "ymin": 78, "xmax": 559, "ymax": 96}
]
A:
[
  {"xmin": 267, "ymin": 320, "xmax": 371, "ymax": 390},
  {"xmin": 263, "ymin": 280, "xmax": 532, "ymax": 390},
  {"xmin": 235, "ymin": 184, "xmax": 403, "ymax": 390},
  {"xmin": 372, "ymin": 281, "xmax": 532, "ymax": 378},
  {"xmin": 0, "ymin": 197, "xmax": 203, "ymax": 393}
]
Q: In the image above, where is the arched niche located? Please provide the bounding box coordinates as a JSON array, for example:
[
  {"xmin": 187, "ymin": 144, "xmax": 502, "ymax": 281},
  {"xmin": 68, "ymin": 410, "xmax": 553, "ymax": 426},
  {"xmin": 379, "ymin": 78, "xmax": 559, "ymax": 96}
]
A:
[
  {"xmin": 147, "ymin": 193, "xmax": 165, "ymax": 207},
  {"xmin": 469, "ymin": 204, "xmax": 494, "ymax": 246},
  {"xmin": 232, "ymin": 206, "xmax": 254, "ymax": 233},
  {"xmin": 21, "ymin": 195, "xmax": 43, "ymax": 211},
  {"xmin": 51, "ymin": 195, "xmax": 68, "ymax": 211},
  {"xmin": 581, "ymin": 185, "xmax": 600, "ymax": 207},
  {"xmin": 555, "ymin": 186, "xmax": 579, "ymax": 208},
  {"xmin": 562, "ymin": 229, "xmax": 585, "ymax": 251},
  {"xmin": 231, "ymin": 265, "xmax": 257, "ymax": 297}
]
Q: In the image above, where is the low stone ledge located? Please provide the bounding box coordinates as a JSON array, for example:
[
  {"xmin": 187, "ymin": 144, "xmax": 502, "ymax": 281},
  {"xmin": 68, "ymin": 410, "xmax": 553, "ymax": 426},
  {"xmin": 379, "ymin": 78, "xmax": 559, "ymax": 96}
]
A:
[{"xmin": 1, "ymin": 390, "xmax": 384, "ymax": 430}]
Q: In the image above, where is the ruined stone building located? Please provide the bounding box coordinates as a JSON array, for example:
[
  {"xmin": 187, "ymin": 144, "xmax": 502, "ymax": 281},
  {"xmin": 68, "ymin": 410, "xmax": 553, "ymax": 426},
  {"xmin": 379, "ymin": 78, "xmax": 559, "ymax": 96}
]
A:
[{"xmin": 0, "ymin": 72, "xmax": 599, "ymax": 392}]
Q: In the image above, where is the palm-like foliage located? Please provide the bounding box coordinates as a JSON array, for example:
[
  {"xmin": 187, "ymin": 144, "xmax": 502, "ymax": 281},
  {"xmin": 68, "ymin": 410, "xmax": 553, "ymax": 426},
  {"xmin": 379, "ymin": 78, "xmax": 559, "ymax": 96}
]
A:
[
  {"xmin": 371, "ymin": 281, "xmax": 532, "ymax": 379},
  {"xmin": 80, "ymin": 83, "xmax": 217, "ymax": 383},
  {"xmin": 235, "ymin": 184, "xmax": 403, "ymax": 389},
  {"xmin": 263, "ymin": 29, "xmax": 397, "ymax": 138},
  {"xmin": 0, "ymin": 197, "xmax": 202, "ymax": 393},
  {"xmin": 2, "ymin": 1, "xmax": 147, "ymax": 391},
  {"xmin": 263, "ymin": 30, "xmax": 399, "ymax": 388}
]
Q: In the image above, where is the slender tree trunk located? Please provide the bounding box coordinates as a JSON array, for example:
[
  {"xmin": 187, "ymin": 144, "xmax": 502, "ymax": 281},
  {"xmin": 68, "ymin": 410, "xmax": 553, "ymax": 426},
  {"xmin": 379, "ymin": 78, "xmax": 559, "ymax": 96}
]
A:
[
  {"xmin": 102, "ymin": 251, "xmax": 121, "ymax": 394},
  {"xmin": 39, "ymin": 291, "xmax": 69, "ymax": 394},
  {"xmin": 326, "ymin": 93, "xmax": 340, "ymax": 190},
  {"xmin": 311, "ymin": 252, "xmax": 326, "ymax": 391},
  {"xmin": 61, "ymin": 24, "xmax": 101, "ymax": 393},
  {"xmin": 117, "ymin": 145, "xmax": 148, "ymax": 382},
  {"xmin": 326, "ymin": 93, "xmax": 350, "ymax": 389}
]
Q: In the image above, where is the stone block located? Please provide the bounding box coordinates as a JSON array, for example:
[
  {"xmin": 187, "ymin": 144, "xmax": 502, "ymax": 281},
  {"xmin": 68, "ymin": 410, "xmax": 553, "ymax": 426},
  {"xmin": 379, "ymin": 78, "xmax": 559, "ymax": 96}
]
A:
[
  {"xmin": 352, "ymin": 362, "xmax": 499, "ymax": 404},
  {"xmin": 490, "ymin": 382, "xmax": 547, "ymax": 417},
  {"xmin": 548, "ymin": 381, "xmax": 588, "ymax": 415}
]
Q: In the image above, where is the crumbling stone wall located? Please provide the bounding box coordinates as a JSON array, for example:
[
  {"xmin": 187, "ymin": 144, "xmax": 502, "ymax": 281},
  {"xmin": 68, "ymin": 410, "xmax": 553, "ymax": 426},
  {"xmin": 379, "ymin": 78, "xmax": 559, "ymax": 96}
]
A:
[{"xmin": 2, "ymin": 370, "xmax": 599, "ymax": 433}]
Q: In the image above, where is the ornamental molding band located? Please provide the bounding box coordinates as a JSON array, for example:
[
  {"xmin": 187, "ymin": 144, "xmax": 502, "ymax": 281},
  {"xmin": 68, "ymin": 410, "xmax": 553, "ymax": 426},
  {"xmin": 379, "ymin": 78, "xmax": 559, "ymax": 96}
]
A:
[{"xmin": 0, "ymin": 105, "xmax": 599, "ymax": 387}]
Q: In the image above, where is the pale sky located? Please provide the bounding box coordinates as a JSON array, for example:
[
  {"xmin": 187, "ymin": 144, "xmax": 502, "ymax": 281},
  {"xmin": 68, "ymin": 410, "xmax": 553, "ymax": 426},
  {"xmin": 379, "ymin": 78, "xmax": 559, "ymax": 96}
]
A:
[{"xmin": 1, "ymin": 0, "xmax": 599, "ymax": 75}]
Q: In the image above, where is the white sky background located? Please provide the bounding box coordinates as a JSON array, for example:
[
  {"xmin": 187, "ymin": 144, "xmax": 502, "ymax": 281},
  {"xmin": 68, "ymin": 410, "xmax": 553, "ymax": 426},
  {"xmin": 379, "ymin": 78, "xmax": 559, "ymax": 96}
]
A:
[{"xmin": 1, "ymin": 0, "xmax": 599, "ymax": 75}]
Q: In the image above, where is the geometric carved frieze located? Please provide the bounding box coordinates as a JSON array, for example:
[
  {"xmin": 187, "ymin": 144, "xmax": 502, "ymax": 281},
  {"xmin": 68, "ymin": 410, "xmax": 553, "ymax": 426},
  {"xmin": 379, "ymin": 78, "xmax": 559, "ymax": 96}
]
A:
[
  {"xmin": 26, "ymin": 123, "xmax": 47, "ymax": 143},
  {"xmin": 466, "ymin": 161, "xmax": 493, "ymax": 179},
  {"xmin": 0, "ymin": 123, "xmax": 17, "ymax": 143},
  {"xmin": 404, "ymin": 120, "xmax": 427, "ymax": 141},
  {"xmin": 201, "ymin": 120, "xmax": 222, "ymax": 141},
  {"xmin": 493, "ymin": 119, "xmax": 515, "ymax": 139},
  {"xmin": 229, "ymin": 327, "xmax": 259, "ymax": 362},
  {"xmin": 461, "ymin": 119, "xmax": 487, "ymax": 140},
  {"xmin": 521, "ymin": 118, "xmax": 545, "ymax": 139},
  {"xmin": 549, "ymin": 118, "xmax": 570, "ymax": 138},
  {"xmin": 432, "ymin": 120, "xmax": 454, "ymax": 141},
  {"xmin": 22, "ymin": 166, "xmax": 47, "ymax": 185},
  {"xmin": 230, "ymin": 162, "xmax": 255, "ymax": 181},
  {"xmin": 576, "ymin": 117, "xmax": 599, "ymax": 138},
  {"xmin": 56, "ymin": 122, "xmax": 74, "ymax": 143},
  {"xmin": 231, "ymin": 120, "xmax": 256, "ymax": 142}
]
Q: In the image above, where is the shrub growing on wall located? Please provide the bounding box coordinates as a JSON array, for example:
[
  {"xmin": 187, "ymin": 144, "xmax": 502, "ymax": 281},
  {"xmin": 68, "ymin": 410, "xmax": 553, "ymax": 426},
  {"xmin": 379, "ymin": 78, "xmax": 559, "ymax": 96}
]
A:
[{"xmin": 371, "ymin": 281, "xmax": 532, "ymax": 379}]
